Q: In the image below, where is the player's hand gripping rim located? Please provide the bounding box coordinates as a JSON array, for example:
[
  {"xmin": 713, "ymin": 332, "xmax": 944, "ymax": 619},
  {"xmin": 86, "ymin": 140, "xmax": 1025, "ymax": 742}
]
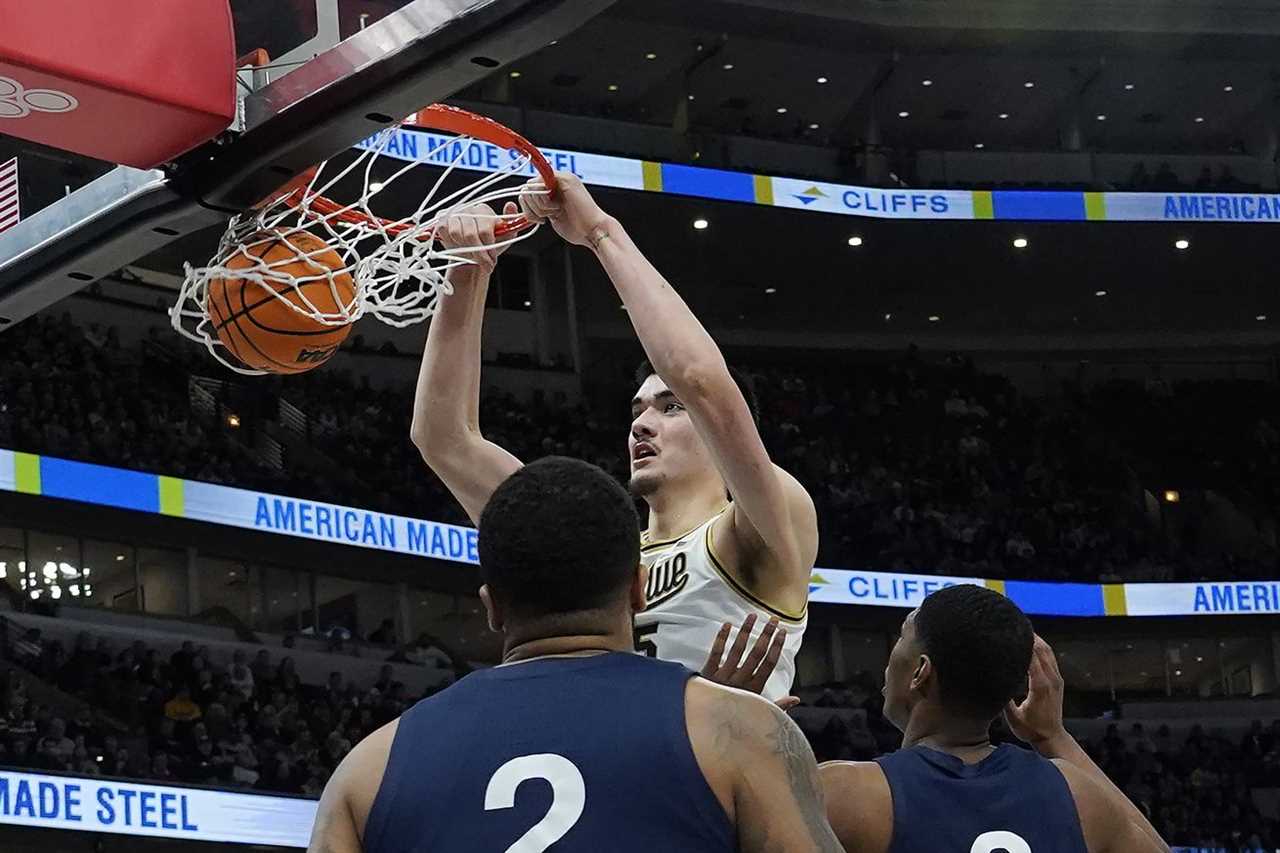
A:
[{"xmin": 701, "ymin": 614, "xmax": 800, "ymax": 711}]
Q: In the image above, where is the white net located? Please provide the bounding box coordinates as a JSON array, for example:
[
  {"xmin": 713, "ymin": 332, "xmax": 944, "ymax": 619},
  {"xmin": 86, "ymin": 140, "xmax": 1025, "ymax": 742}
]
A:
[{"xmin": 171, "ymin": 123, "xmax": 544, "ymax": 375}]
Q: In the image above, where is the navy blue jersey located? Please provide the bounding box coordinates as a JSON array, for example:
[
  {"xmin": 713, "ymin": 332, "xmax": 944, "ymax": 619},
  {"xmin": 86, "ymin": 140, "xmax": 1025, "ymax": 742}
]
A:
[
  {"xmin": 876, "ymin": 744, "xmax": 1089, "ymax": 853},
  {"xmin": 363, "ymin": 652, "xmax": 733, "ymax": 853}
]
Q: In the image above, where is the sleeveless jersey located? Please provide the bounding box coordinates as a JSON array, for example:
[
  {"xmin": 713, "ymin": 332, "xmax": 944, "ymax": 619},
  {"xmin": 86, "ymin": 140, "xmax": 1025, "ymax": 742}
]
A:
[
  {"xmin": 363, "ymin": 653, "xmax": 733, "ymax": 853},
  {"xmin": 875, "ymin": 744, "xmax": 1089, "ymax": 853},
  {"xmin": 636, "ymin": 507, "xmax": 807, "ymax": 702}
]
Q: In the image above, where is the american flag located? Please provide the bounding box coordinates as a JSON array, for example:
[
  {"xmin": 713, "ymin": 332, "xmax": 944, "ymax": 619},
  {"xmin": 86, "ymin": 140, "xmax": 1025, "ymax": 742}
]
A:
[{"xmin": 0, "ymin": 157, "xmax": 18, "ymax": 234}]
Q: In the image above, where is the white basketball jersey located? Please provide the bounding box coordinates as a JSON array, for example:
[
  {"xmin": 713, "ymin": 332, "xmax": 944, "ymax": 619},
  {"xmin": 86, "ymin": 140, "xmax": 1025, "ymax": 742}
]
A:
[{"xmin": 635, "ymin": 507, "xmax": 808, "ymax": 701}]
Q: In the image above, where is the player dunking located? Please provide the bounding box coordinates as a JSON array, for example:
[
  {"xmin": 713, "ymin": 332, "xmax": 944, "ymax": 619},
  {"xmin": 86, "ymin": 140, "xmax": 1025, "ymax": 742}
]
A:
[
  {"xmin": 307, "ymin": 457, "xmax": 842, "ymax": 853},
  {"xmin": 820, "ymin": 585, "xmax": 1170, "ymax": 853},
  {"xmin": 412, "ymin": 173, "xmax": 817, "ymax": 701}
]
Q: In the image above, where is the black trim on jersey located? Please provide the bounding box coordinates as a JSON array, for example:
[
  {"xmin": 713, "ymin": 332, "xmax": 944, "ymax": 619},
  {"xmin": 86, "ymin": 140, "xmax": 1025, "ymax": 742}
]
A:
[{"xmin": 704, "ymin": 516, "xmax": 808, "ymax": 624}]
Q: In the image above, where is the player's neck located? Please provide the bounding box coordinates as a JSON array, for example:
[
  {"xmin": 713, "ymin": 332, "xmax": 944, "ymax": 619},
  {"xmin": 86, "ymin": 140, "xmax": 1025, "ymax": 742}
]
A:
[
  {"xmin": 501, "ymin": 625, "xmax": 635, "ymax": 664},
  {"xmin": 645, "ymin": 480, "xmax": 728, "ymax": 542},
  {"xmin": 902, "ymin": 714, "xmax": 995, "ymax": 764}
]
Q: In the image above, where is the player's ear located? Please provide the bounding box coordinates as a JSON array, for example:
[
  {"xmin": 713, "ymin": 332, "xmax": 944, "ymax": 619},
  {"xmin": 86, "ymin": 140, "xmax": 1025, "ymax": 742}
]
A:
[
  {"xmin": 910, "ymin": 654, "xmax": 932, "ymax": 692},
  {"xmin": 479, "ymin": 584, "xmax": 503, "ymax": 633},
  {"xmin": 630, "ymin": 562, "xmax": 649, "ymax": 612}
]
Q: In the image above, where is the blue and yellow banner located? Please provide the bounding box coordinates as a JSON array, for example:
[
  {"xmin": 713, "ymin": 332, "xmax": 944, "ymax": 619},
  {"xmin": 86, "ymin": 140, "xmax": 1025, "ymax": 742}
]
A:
[
  {"xmin": 4, "ymin": 449, "xmax": 1279, "ymax": 618},
  {"xmin": 359, "ymin": 126, "xmax": 1280, "ymax": 223}
]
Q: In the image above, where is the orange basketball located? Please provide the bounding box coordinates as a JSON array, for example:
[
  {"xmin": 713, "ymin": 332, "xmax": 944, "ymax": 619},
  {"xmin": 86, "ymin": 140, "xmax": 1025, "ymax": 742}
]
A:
[{"xmin": 206, "ymin": 231, "xmax": 356, "ymax": 374}]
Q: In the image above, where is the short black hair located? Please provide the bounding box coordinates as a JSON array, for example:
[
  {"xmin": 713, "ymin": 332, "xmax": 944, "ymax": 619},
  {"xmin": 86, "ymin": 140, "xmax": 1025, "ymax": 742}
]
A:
[
  {"xmin": 914, "ymin": 584, "xmax": 1034, "ymax": 719},
  {"xmin": 479, "ymin": 456, "xmax": 640, "ymax": 619},
  {"xmin": 635, "ymin": 360, "xmax": 759, "ymax": 426}
]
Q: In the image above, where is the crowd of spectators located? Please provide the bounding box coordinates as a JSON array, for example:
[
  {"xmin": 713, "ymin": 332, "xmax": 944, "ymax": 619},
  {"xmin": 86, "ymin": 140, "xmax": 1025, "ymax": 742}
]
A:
[
  {"xmin": 5, "ymin": 312, "xmax": 1280, "ymax": 585},
  {"xmin": 1, "ymin": 626, "xmax": 445, "ymax": 796}
]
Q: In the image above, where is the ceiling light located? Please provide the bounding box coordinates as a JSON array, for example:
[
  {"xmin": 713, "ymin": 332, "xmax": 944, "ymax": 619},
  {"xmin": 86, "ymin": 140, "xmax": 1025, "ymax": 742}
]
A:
[
  {"xmin": 369, "ymin": 181, "xmax": 385, "ymax": 193},
  {"xmin": 1223, "ymin": 84, "xmax": 1234, "ymax": 92},
  {"xmin": 1174, "ymin": 669, "xmax": 1183, "ymax": 676},
  {"xmin": 816, "ymin": 76, "xmax": 828, "ymax": 84},
  {"xmin": 522, "ymin": 300, "xmax": 532, "ymax": 307},
  {"xmin": 764, "ymin": 287, "xmax": 777, "ymax": 294},
  {"xmin": 928, "ymin": 315, "xmax": 941, "ymax": 323},
  {"xmin": 1024, "ymin": 81, "xmax": 1035, "ymax": 88},
  {"xmin": 808, "ymin": 122, "xmax": 820, "ymax": 130},
  {"xmin": 687, "ymin": 94, "xmax": 695, "ymax": 100},
  {"xmin": 898, "ymin": 110, "xmax": 910, "ymax": 118},
  {"xmin": 1124, "ymin": 83, "xmax": 1135, "ymax": 90},
  {"xmin": 1196, "ymin": 656, "xmax": 1204, "ymax": 662},
  {"xmin": 1195, "ymin": 116, "xmax": 1205, "ymax": 123},
  {"xmin": 607, "ymin": 84, "xmax": 619, "ymax": 92},
  {"xmin": 692, "ymin": 218, "xmax": 709, "ymax": 230},
  {"xmin": 1013, "ymin": 237, "xmax": 1029, "ymax": 249},
  {"xmin": 1096, "ymin": 114, "xmax": 1107, "ymax": 121},
  {"xmin": 998, "ymin": 112, "xmax": 1010, "ymax": 119},
  {"xmin": 1095, "ymin": 290, "xmax": 1108, "ymax": 297},
  {"xmin": 1174, "ymin": 238, "xmax": 1190, "ymax": 250},
  {"xmin": 1164, "ymin": 490, "xmax": 1180, "ymax": 503},
  {"xmin": 1257, "ymin": 314, "xmax": 1268, "ymax": 322},
  {"xmin": 974, "ymin": 143, "xmax": 985, "ymax": 149},
  {"xmin": 884, "ymin": 313, "xmax": 892, "ymax": 321},
  {"xmin": 115, "ymin": 554, "xmax": 124, "ymax": 562},
  {"xmin": 776, "ymin": 107, "xmax": 788, "ymax": 114},
  {"xmin": 645, "ymin": 52, "xmax": 657, "ymax": 60},
  {"xmin": 922, "ymin": 79, "xmax": 933, "ymax": 86},
  {"xmin": 227, "ymin": 414, "xmax": 241, "ymax": 428},
  {"xmin": 847, "ymin": 236, "xmax": 863, "ymax": 247},
  {"xmin": 722, "ymin": 63, "xmax": 734, "ymax": 70},
  {"xmin": 508, "ymin": 70, "xmax": 521, "ymax": 79}
]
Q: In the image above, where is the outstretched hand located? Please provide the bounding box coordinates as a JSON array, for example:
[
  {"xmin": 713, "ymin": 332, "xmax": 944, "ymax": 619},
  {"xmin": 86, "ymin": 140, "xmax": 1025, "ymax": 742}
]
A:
[
  {"xmin": 437, "ymin": 201, "xmax": 520, "ymax": 273},
  {"xmin": 1004, "ymin": 634, "xmax": 1068, "ymax": 749},
  {"xmin": 701, "ymin": 614, "xmax": 799, "ymax": 711},
  {"xmin": 518, "ymin": 171, "xmax": 611, "ymax": 248}
]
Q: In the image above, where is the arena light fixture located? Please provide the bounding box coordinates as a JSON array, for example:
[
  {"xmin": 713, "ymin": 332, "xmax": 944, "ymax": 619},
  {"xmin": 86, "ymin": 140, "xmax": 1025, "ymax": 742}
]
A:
[
  {"xmin": 1194, "ymin": 116, "xmax": 1205, "ymax": 123},
  {"xmin": 974, "ymin": 143, "xmax": 985, "ymax": 149},
  {"xmin": 1095, "ymin": 290, "xmax": 1108, "ymax": 297},
  {"xmin": 764, "ymin": 287, "xmax": 777, "ymax": 294},
  {"xmin": 508, "ymin": 70, "xmax": 521, "ymax": 79},
  {"xmin": 776, "ymin": 107, "xmax": 788, "ymax": 114},
  {"xmin": 692, "ymin": 218, "xmax": 709, "ymax": 230},
  {"xmin": 816, "ymin": 76, "xmax": 828, "ymax": 84},
  {"xmin": 1163, "ymin": 490, "xmax": 1180, "ymax": 503},
  {"xmin": 1174, "ymin": 238, "xmax": 1190, "ymax": 250},
  {"xmin": 808, "ymin": 122, "xmax": 820, "ymax": 130},
  {"xmin": 884, "ymin": 313, "xmax": 892, "ymax": 321},
  {"xmin": 523, "ymin": 300, "xmax": 532, "ymax": 307},
  {"xmin": 1223, "ymin": 84, "xmax": 1234, "ymax": 92},
  {"xmin": 227, "ymin": 414, "xmax": 241, "ymax": 428},
  {"xmin": 1257, "ymin": 314, "xmax": 1268, "ymax": 322},
  {"xmin": 1096, "ymin": 114, "xmax": 1107, "ymax": 121},
  {"xmin": 898, "ymin": 110, "xmax": 910, "ymax": 118},
  {"xmin": 722, "ymin": 63, "xmax": 734, "ymax": 70},
  {"xmin": 922, "ymin": 79, "xmax": 933, "ymax": 86},
  {"xmin": 115, "ymin": 554, "xmax": 124, "ymax": 561},
  {"xmin": 1013, "ymin": 237, "xmax": 1029, "ymax": 249},
  {"xmin": 687, "ymin": 94, "xmax": 695, "ymax": 100},
  {"xmin": 1174, "ymin": 669, "xmax": 1183, "ymax": 676},
  {"xmin": 848, "ymin": 236, "xmax": 864, "ymax": 247},
  {"xmin": 998, "ymin": 112, "xmax": 1010, "ymax": 119},
  {"xmin": 928, "ymin": 315, "xmax": 941, "ymax": 323},
  {"xmin": 645, "ymin": 52, "xmax": 657, "ymax": 60},
  {"xmin": 1124, "ymin": 83, "xmax": 1135, "ymax": 90},
  {"xmin": 1024, "ymin": 81, "xmax": 1035, "ymax": 88},
  {"xmin": 607, "ymin": 84, "xmax": 619, "ymax": 92}
]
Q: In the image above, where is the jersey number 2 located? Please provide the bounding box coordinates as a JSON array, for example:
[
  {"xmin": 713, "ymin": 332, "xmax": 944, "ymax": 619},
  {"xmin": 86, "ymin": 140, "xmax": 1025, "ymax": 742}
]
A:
[
  {"xmin": 485, "ymin": 753, "xmax": 586, "ymax": 853},
  {"xmin": 971, "ymin": 831, "xmax": 1032, "ymax": 853}
]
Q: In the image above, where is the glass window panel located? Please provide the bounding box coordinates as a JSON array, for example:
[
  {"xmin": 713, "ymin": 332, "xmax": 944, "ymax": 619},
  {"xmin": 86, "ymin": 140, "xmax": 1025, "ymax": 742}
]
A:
[
  {"xmin": 81, "ymin": 539, "xmax": 139, "ymax": 611},
  {"xmin": 24, "ymin": 530, "xmax": 78, "ymax": 606},
  {"xmin": 196, "ymin": 554, "xmax": 252, "ymax": 625},
  {"xmin": 312, "ymin": 575, "xmax": 397, "ymax": 643},
  {"xmin": 260, "ymin": 565, "xmax": 303, "ymax": 634},
  {"xmin": 138, "ymin": 548, "xmax": 187, "ymax": 617}
]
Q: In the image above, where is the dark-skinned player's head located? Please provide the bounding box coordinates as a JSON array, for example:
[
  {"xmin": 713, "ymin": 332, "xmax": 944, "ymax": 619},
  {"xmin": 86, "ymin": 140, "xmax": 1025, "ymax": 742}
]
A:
[
  {"xmin": 628, "ymin": 360, "xmax": 759, "ymax": 499},
  {"xmin": 478, "ymin": 456, "xmax": 643, "ymax": 640},
  {"xmin": 882, "ymin": 584, "xmax": 1034, "ymax": 732}
]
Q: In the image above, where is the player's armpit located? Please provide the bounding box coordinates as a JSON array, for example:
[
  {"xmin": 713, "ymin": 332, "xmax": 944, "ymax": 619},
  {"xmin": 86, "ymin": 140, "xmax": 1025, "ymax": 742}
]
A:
[
  {"xmin": 694, "ymin": 684, "xmax": 843, "ymax": 853},
  {"xmin": 818, "ymin": 761, "xmax": 894, "ymax": 853}
]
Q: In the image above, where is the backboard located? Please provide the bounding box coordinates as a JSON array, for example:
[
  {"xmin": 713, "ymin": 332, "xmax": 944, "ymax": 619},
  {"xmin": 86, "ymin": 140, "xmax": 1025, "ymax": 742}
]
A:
[{"xmin": 0, "ymin": 0, "xmax": 615, "ymax": 329}]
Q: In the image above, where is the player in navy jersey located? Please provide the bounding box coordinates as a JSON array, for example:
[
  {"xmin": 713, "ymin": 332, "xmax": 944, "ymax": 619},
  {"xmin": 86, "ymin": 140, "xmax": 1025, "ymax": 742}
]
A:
[
  {"xmin": 821, "ymin": 585, "xmax": 1169, "ymax": 853},
  {"xmin": 306, "ymin": 456, "xmax": 842, "ymax": 853}
]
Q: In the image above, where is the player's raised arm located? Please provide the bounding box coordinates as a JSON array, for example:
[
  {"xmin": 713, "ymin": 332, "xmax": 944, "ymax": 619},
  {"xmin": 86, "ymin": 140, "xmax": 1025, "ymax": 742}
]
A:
[
  {"xmin": 687, "ymin": 681, "xmax": 844, "ymax": 853},
  {"xmin": 521, "ymin": 173, "xmax": 817, "ymax": 606},
  {"xmin": 410, "ymin": 203, "xmax": 524, "ymax": 524}
]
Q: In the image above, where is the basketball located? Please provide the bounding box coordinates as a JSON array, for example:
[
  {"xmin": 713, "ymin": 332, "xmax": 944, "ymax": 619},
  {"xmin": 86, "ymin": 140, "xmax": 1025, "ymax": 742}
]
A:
[{"xmin": 205, "ymin": 231, "xmax": 356, "ymax": 375}]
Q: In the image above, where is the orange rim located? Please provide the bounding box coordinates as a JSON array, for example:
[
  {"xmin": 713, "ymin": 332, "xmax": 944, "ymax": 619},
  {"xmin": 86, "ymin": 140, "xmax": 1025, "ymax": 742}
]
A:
[{"xmin": 259, "ymin": 104, "xmax": 556, "ymax": 239}]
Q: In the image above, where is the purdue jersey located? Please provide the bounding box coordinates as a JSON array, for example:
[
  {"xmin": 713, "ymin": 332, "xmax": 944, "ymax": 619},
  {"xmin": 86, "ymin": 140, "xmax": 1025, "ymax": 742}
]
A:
[{"xmin": 636, "ymin": 507, "xmax": 807, "ymax": 701}]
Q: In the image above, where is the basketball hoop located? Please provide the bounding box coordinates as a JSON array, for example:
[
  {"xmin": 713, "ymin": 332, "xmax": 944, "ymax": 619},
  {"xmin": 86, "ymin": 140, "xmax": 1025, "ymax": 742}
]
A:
[{"xmin": 171, "ymin": 104, "xmax": 556, "ymax": 375}]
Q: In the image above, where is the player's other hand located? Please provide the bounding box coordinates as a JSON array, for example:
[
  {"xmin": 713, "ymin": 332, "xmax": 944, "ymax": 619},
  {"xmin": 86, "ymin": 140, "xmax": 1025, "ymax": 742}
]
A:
[
  {"xmin": 519, "ymin": 171, "xmax": 610, "ymax": 248},
  {"xmin": 701, "ymin": 614, "xmax": 799, "ymax": 710},
  {"xmin": 438, "ymin": 201, "xmax": 520, "ymax": 273},
  {"xmin": 1004, "ymin": 635, "xmax": 1069, "ymax": 750}
]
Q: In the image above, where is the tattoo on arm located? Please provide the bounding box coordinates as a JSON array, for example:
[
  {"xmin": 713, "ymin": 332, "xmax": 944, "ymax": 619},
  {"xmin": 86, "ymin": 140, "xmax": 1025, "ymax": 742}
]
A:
[{"xmin": 768, "ymin": 711, "xmax": 845, "ymax": 852}]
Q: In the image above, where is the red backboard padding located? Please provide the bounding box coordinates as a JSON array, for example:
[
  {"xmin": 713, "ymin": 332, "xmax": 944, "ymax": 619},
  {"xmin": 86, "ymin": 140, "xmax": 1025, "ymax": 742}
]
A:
[{"xmin": 0, "ymin": 0, "xmax": 237, "ymax": 169}]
